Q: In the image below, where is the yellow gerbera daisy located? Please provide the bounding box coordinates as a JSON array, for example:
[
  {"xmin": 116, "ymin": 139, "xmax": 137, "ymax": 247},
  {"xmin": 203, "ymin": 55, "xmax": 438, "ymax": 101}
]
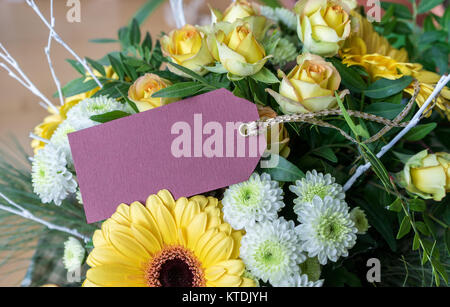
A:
[
  {"xmin": 31, "ymin": 66, "xmax": 118, "ymax": 153},
  {"xmin": 83, "ymin": 190, "xmax": 255, "ymax": 287},
  {"xmin": 340, "ymin": 13, "xmax": 450, "ymax": 119}
]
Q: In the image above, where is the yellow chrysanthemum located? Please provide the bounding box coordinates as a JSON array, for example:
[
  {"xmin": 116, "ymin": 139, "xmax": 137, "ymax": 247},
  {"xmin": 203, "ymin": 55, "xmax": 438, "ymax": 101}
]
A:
[
  {"xmin": 83, "ymin": 190, "xmax": 255, "ymax": 287},
  {"xmin": 340, "ymin": 13, "xmax": 450, "ymax": 119},
  {"xmin": 31, "ymin": 66, "xmax": 118, "ymax": 154}
]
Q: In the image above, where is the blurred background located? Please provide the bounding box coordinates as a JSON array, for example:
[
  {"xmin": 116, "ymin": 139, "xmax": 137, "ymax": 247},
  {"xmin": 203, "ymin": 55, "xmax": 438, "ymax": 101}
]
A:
[{"xmin": 0, "ymin": 0, "xmax": 447, "ymax": 286}]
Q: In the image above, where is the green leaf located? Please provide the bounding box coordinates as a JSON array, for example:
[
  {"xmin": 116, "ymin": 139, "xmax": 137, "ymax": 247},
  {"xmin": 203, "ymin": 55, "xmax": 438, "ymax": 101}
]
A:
[
  {"xmin": 364, "ymin": 102, "xmax": 405, "ymax": 120},
  {"xmin": 89, "ymin": 38, "xmax": 119, "ymax": 44},
  {"xmin": 328, "ymin": 58, "xmax": 367, "ymax": 93},
  {"xmin": 364, "ymin": 76, "xmax": 413, "ymax": 99},
  {"xmin": 412, "ymin": 233, "xmax": 420, "ymax": 250},
  {"xmin": 251, "ymin": 67, "xmax": 280, "ymax": 84},
  {"xmin": 66, "ymin": 59, "xmax": 85, "ymax": 76},
  {"xmin": 408, "ymin": 199, "xmax": 426, "ymax": 212},
  {"xmin": 397, "ymin": 216, "xmax": 412, "ymax": 239},
  {"xmin": 85, "ymin": 57, "xmax": 106, "ymax": 76},
  {"xmin": 167, "ymin": 62, "xmax": 214, "ymax": 88},
  {"xmin": 381, "ymin": 2, "xmax": 413, "ymax": 19},
  {"xmin": 129, "ymin": 18, "xmax": 141, "ymax": 46},
  {"xmin": 336, "ymin": 93, "xmax": 359, "ymax": 138},
  {"xmin": 418, "ymin": 0, "xmax": 445, "ymax": 14},
  {"xmin": 360, "ymin": 144, "xmax": 393, "ymax": 191},
  {"xmin": 108, "ymin": 55, "xmax": 125, "ymax": 80},
  {"xmin": 445, "ymin": 228, "xmax": 450, "ymax": 255},
  {"xmin": 313, "ymin": 147, "xmax": 338, "ymax": 163},
  {"xmin": 262, "ymin": 155, "xmax": 306, "ymax": 182},
  {"xmin": 131, "ymin": 0, "xmax": 165, "ymax": 25},
  {"xmin": 388, "ymin": 198, "xmax": 402, "ymax": 212},
  {"xmin": 90, "ymin": 111, "xmax": 131, "ymax": 123},
  {"xmin": 152, "ymin": 82, "xmax": 204, "ymax": 98},
  {"xmin": 258, "ymin": 0, "xmax": 282, "ymax": 8},
  {"xmin": 415, "ymin": 221, "xmax": 430, "ymax": 236},
  {"xmin": 61, "ymin": 77, "xmax": 98, "ymax": 97},
  {"xmin": 404, "ymin": 123, "xmax": 437, "ymax": 141}
]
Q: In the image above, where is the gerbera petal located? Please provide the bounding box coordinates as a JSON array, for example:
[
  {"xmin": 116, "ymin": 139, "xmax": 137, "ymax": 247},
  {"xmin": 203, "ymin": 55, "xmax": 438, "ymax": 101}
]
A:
[
  {"xmin": 203, "ymin": 236, "xmax": 234, "ymax": 267},
  {"xmin": 186, "ymin": 212, "xmax": 207, "ymax": 250},
  {"xmin": 208, "ymin": 274, "xmax": 242, "ymax": 287},
  {"xmin": 214, "ymin": 260, "xmax": 245, "ymax": 276},
  {"xmin": 86, "ymin": 265, "xmax": 146, "ymax": 287},
  {"xmin": 147, "ymin": 195, "xmax": 178, "ymax": 245},
  {"xmin": 205, "ymin": 267, "xmax": 226, "ymax": 282},
  {"xmin": 109, "ymin": 229, "xmax": 151, "ymax": 266},
  {"xmin": 130, "ymin": 201, "xmax": 162, "ymax": 243},
  {"xmin": 130, "ymin": 223, "xmax": 162, "ymax": 255},
  {"xmin": 157, "ymin": 189, "xmax": 176, "ymax": 211}
]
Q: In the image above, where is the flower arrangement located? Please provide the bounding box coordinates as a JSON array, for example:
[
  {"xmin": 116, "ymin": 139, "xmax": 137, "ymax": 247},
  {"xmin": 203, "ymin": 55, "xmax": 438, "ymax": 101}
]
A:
[{"xmin": 0, "ymin": 0, "xmax": 449, "ymax": 288}]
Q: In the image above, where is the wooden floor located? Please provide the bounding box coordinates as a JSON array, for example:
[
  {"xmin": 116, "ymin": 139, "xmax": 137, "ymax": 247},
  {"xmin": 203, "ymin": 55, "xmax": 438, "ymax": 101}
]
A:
[{"xmin": 0, "ymin": 0, "xmax": 228, "ymax": 287}]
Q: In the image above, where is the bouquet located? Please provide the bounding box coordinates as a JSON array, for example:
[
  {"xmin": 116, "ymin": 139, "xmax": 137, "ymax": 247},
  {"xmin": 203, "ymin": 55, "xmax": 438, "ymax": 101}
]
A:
[{"xmin": 0, "ymin": 0, "xmax": 449, "ymax": 288}]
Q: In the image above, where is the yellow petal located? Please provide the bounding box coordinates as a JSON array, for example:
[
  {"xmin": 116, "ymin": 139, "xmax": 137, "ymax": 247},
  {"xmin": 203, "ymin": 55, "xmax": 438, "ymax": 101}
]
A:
[
  {"xmin": 186, "ymin": 212, "xmax": 207, "ymax": 250},
  {"xmin": 86, "ymin": 265, "xmax": 146, "ymax": 287},
  {"xmin": 157, "ymin": 190, "xmax": 176, "ymax": 211},
  {"xmin": 205, "ymin": 267, "xmax": 226, "ymax": 282},
  {"xmin": 109, "ymin": 229, "xmax": 151, "ymax": 266},
  {"xmin": 208, "ymin": 273, "xmax": 242, "ymax": 287},
  {"xmin": 130, "ymin": 223, "xmax": 162, "ymax": 255},
  {"xmin": 203, "ymin": 236, "xmax": 234, "ymax": 267},
  {"xmin": 147, "ymin": 195, "xmax": 178, "ymax": 245},
  {"xmin": 130, "ymin": 202, "xmax": 162, "ymax": 243}
]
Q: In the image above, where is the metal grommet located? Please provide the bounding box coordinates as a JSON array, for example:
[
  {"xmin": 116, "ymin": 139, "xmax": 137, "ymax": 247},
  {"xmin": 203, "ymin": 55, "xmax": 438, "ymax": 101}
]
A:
[{"xmin": 239, "ymin": 123, "xmax": 250, "ymax": 137}]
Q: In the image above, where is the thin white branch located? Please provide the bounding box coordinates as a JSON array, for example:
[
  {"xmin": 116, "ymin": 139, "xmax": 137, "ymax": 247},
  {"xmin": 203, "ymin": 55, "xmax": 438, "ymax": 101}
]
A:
[
  {"xmin": 170, "ymin": 0, "xmax": 186, "ymax": 28},
  {"xmin": 0, "ymin": 46, "xmax": 59, "ymax": 113},
  {"xmin": 45, "ymin": 0, "xmax": 64, "ymax": 106},
  {"xmin": 344, "ymin": 74, "xmax": 450, "ymax": 191},
  {"xmin": 26, "ymin": 0, "xmax": 102, "ymax": 88},
  {"xmin": 29, "ymin": 133, "xmax": 49, "ymax": 144},
  {"xmin": 0, "ymin": 192, "xmax": 90, "ymax": 242}
]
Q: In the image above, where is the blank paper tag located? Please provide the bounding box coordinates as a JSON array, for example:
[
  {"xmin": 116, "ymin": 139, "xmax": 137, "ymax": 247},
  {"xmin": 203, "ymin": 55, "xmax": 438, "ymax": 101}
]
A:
[{"xmin": 69, "ymin": 89, "xmax": 266, "ymax": 223}]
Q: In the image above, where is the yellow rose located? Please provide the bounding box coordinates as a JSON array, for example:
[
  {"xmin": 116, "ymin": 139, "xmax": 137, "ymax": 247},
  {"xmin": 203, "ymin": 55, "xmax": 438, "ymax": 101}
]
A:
[
  {"xmin": 218, "ymin": 0, "xmax": 256, "ymax": 23},
  {"xmin": 161, "ymin": 25, "xmax": 214, "ymax": 76},
  {"xmin": 128, "ymin": 73, "xmax": 178, "ymax": 112},
  {"xmin": 210, "ymin": 1, "xmax": 269, "ymax": 41},
  {"xmin": 268, "ymin": 53, "xmax": 345, "ymax": 114},
  {"xmin": 399, "ymin": 151, "xmax": 450, "ymax": 202},
  {"xmin": 212, "ymin": 22, "xmax": 270, "ymax": 78},
  {"xmin": 258, "ymin": 106, "xmax": 290, "ymax": 158},
  {"xmin": 295, "ymin": 0, "xmax": 352, "ymax": 57}
]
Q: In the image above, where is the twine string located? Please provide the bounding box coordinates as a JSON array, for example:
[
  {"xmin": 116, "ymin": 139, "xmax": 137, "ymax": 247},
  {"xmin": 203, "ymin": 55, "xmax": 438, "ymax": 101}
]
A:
[{"xmin": 240, "ymin": 81, "xmax": 422, "ymax": 145}]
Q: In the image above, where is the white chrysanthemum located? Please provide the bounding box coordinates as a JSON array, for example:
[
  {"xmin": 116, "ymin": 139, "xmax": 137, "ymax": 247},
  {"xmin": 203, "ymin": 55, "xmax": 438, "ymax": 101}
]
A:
[
  {"xmin": 259, "ymin": 6, "xmax": 297, "ymax": 30},
  {"xmin": 49, "ymin": 120, "xmax": 77, "ymax": 164},
  {"xmin": 274, "ymin": 273, "xmax": 324, "ymax": 287},
  {"xmin": 32, "ymin": 145, "xmax": 78, "ymax": 206},
  {"xmin": 66, "ymin": 96, "xmax": 132, "ymax": 131},
  {"xmin": 290, "ymin": 170, "xmax": 345, "ymax": 214},
  {"xmin": 297, "ymin": 196, "xmax": 357, "ymax": 265},
  {"xmin": 240, "ymin": 218, "xmax": 306, "ymax": 285},
  {"xmin": 63, "ymin": 237, "xmax": 86, "ymax": 272},
  {"xmin": 222, "ymin": 173, "xmax": 284, "ymax": 230}
]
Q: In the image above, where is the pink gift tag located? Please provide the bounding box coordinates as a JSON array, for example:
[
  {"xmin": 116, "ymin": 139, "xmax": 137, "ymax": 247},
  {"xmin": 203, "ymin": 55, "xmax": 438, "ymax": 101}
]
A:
[{"xmin": 69, "ymin": 89, "xmax": 266, "ymax": 223}]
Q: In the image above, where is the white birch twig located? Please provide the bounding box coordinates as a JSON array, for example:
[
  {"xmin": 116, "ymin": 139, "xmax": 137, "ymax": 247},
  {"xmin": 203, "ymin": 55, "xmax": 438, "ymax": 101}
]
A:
[
  {"xmin": 0, "ymin": 192, "xmax": 90, "ymax": 242},
  {"xmin": 25, "ymin": 0, "xmax": 102, "ymax": 88},
  {"xmin": 45, "ymin": 0, "xmax": 64, "ymax": 106},
  {"xmin": 170, "ymin": 0, "xmax": 186, "ymax": 28},
  {"xmin": 0, "ymin": 44, "xmax": 59, "ymax": 113},
  {"xmin": 344, "ymin": 75, "xmax": 450, "ymax": 191}
]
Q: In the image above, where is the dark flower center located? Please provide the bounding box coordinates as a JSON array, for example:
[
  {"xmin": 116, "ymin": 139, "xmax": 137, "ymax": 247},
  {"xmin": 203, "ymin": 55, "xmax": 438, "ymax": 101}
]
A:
[{"xmin": 146, "ymin": 246, "xmax": 205, "ymax": 287}]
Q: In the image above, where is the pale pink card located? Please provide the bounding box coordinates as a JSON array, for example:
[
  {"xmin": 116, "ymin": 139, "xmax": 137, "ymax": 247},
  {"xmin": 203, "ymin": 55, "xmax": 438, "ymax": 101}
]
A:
[{"xmin": 69, "ymin": 89, "xmax": 266, "ymax": 223}]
